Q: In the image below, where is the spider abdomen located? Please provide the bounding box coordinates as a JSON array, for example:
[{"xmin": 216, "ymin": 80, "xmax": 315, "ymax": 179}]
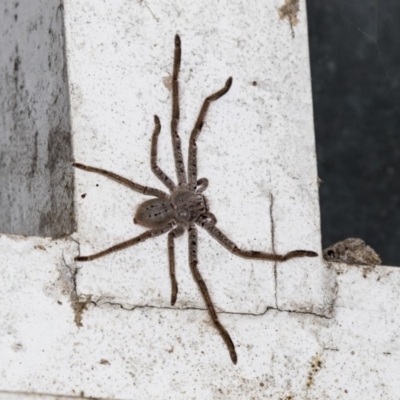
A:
[
  {"xmin": 134, "ymin": 198, "xmax": 174, "ymax": 228},
  {"xmin": 171, "ymin": 189, "xmax": 207, "ymax": 224}
]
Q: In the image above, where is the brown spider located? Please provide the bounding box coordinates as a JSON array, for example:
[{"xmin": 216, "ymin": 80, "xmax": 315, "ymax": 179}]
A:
[{"xmin": 74, "ymin": 34, "xmax": 317, "ymax": 365}]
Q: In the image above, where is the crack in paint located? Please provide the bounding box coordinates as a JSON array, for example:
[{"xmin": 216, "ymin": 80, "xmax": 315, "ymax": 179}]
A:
[
  {"xmin": 67, "ymin": 225, "xmax": 335, "ymax": 324},
  {"xmin": 88, "ymin": 298, "xmax": 333, "ymax": 320},
  {"xmin": 269, "ymin": 192, "xmax": 279, "ymax": 309}
]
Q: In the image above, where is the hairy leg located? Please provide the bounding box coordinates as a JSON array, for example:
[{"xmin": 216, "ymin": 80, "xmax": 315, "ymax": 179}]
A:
[
  {"xmin": 75, "ymin": 223, "xmax": 174, "ymax": 261},
  {"xmin": 198, "ymin": 213, "xmax": 317, "ymax": 261},
  {"xmin": 188, "ymin": 223, "xmax": 237, "ymax": 364},
  {"xmin": 171, "ymin": 34, "xmax": 187, "ymax": 186},
  {"xmin": 188, "ymin": 77, "xmax": 232, "ymax": 191},
  {"xmin": 168, "ymin": 225, "xmax": 185, "ymax": 305},
  {"xmin": 73, "ymin": 163, "xmax": 167, "ymax": 198},
  {"xmin": 151, "ymin": 115, "xmax": 176, "ymax": 191}
]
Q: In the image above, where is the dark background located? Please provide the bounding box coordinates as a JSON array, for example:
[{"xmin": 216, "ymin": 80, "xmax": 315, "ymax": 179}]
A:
[{"xmin": 306, "ymin": 0, "xmax": 400, "ymax": 265}]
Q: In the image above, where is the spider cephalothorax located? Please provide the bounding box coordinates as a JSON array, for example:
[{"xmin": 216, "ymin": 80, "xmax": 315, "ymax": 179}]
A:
[
  {"xmin": 135, "ymin": 188, "xmax": 208, "ymax": 228},
  {"xmin": 74, "ymin": 34, "xmax": 317, "ymax": 365}
]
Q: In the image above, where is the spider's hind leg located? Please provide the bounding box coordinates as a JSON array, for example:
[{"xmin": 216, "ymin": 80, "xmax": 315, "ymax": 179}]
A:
[
  {"xmin": 73, "ymin": 163, "xmax": 167, "ymax": 199},
  {"xmin": 170, "ymin": 34, "xmax": 187, "ymax": 186},
  {"xmin": 202, "ymin": 218, "xmax": 318, "ymax": 262},
  {"xmin": 168, "ymin": 225, "xmax": 185, "ymax": 305},
  {"xmin": 188, "ymin": 223, "xmax": 237, "ymax": 364},
  {"xmin": 75, "ymin": 223, "xmax": 174, "ymax": 262}
]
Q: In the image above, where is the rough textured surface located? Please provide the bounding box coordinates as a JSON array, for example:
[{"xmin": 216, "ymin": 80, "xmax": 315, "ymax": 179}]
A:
[
  {"xmin": 65, "ymin": 0, "xmax": 334, "ymax": 316},
  {"xmin": 0, "ymin": 0, "xmax": 74, "ymax": 237},
  {"xmin": 0, "ymin": 0, "xmax": 376, "ymax": 398},
  {"xmin": 1, "ymin": 235, "xmax": 400, "ymax": 399}
]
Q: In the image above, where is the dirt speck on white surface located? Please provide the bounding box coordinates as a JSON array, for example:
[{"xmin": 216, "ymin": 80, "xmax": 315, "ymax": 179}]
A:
[{"xmin": 323, "ymin": 238, "xmax": 381, "ymax": 266}]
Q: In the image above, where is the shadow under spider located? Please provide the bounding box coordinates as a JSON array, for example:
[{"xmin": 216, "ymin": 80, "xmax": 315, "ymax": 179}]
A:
[{"xmin": 74, "ymin": 34, "xmax": 318, "ymax": 365}]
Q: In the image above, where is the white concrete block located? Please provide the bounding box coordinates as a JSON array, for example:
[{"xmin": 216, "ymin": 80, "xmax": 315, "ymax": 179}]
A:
[
  {"xmin": 64, "ymin": 0, "xmax": 334, "ymax": 316},
  {"xmin": 4, "ymin": 1, "xmax": 396, "ymax": 399},
  {"xmin": 1, "ymin": 235, "xmax": 400, "ymax": 399}
]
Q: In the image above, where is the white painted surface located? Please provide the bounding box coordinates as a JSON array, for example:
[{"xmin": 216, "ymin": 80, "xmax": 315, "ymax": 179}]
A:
[
  {"xmin": 3, "ymin": 1, "xmax": 397, "ymax": 399},
  {"xmin": 66, "ymin": 0, "xmax": 333, "ymax": 315},
  {"xmin": 1, "ymin": 235, "xmax": 399, "ymax": 399}
]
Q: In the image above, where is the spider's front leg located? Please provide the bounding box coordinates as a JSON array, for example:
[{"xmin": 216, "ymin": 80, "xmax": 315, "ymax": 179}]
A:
[
  {"xmin": 151, "ymin": 115, "xmax": 176, "ymax": 191},
  {"xmin": 198, "ymin": 212, "xmax": 318, "ymax": 262},
  {"xmin": 188, "ymin": 77, "xmax": 232, "ymax": 191}
]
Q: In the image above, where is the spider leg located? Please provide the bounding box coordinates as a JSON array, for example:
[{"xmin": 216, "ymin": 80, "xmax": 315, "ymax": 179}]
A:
[
  {"xmin": 168, "ymin": 225, "xmax": 185, "ymax": 305},
  {"xmin": 171, "ymin": 34, "xmax": 187, "ymax": 186},
  {"xmin": 188, "ymin": 223, "xmax": 237, "ymax": 365},
  {"xmin": 151, "ymin": 115, "xmax": 176, "ymax": 191},
  {"xmin": 73, "ymin": 163, "xmax": 168, "ymax": 199},
  {"xmin": 75, "ymin": 223, "xmax": 174, "ymax": 261},
  {"xmin": 188, "ymin": 77, "xmax": 233, "ymax": 191},
  {"xmin": 199, "ymin": 213, "xmax": 318, "ymax": 261}
]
